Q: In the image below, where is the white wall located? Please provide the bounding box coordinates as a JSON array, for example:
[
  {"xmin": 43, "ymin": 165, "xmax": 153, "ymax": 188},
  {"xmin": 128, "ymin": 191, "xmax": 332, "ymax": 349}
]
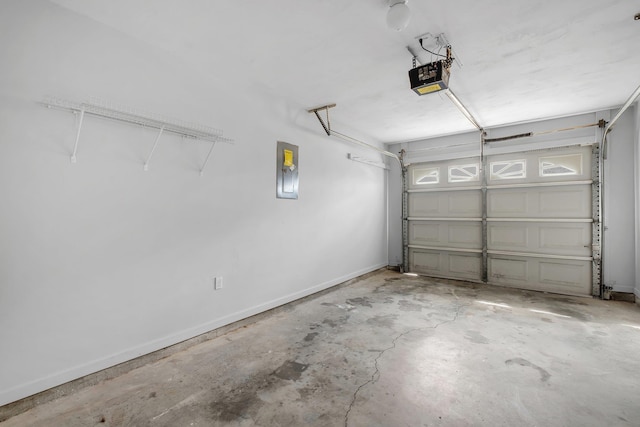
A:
[
  {"xmin": 0, "ymin": 1, "xmax": 388, "ymax": 405},
  {"xmin": 387, "ymin": 111, "xmax": 637, "ymax": 294},
  {"xmin": 635, "ymin": 102, "xmax": 640, "ymax": 300},
  {"xmin": 387, "ymin": 156, "xmax": 403, "ymax": 268},
  {"xmin": 603, "ymin": 107, "xmax": 636, "ymax": 293}
]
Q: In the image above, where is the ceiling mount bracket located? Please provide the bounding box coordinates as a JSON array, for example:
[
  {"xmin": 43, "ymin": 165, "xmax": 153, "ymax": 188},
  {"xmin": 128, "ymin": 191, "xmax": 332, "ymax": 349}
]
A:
[
  {"xmin": 307, "ymin": 104, "xmax": 336, "ymax": 136},
  {"xmin": 306, "ymin": 104, "xmax": 401, "ymax": 164}
]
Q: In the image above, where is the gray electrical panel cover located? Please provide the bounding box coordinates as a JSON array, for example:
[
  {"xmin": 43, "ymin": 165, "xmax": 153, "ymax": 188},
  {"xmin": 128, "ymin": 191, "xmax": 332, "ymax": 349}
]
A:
[{"xmin": 276, "ymin": 141, "xmax": 299, "ymax": 199}]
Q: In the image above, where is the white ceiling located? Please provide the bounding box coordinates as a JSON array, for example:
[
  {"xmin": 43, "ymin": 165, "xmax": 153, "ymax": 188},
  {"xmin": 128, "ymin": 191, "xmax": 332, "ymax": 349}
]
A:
[{"xmin": 51, "ymin": 0, "xmax": 640, "ymax": 144}]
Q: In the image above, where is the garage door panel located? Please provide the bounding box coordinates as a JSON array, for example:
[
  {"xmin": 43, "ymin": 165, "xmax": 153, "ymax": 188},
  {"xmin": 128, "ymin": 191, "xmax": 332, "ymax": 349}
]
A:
[
  {"xmin": 448, "ymin": 192, "xmax": 482, "ymax": 216},
  {"xmin": 539, "ymin": 261, "xmax": 590, "ymax": 292},
  {"xmin": 409, "ymin": 193, "xmax": 441, "ymax": 217},
  {"xmin": 410, "ymin": 249, "xmax": 482, "ymax": 281},
  {"xmin": 487, "ymin": 191, "xmax": 528, "ymax": 215},
  {"xmin": 538, "ymin": 224, "xmax": 590, "ymax": 255},
  {"xmin": 488, "ymin": 146, "xmax": 592, "ymax": 184},
  {"xmin": 408, "ymin": 158, "xmax": 481, "ymax": 190},
  {"xmin": 449, "ymin": 253, "xmax": 482, "ymax": 277},
  {"xmin": 488, "ymin": 224, "xmax": 529, "ymax": 249},
  {"xmin": 409, "ymin": 191, "xmax": 481, "ymax": 218},
  {"xmin": 538, "ymin": 188, "xmax": 591, "ymax": 216},
  {"xmin": 488, "ymin": 185, "xmax": 591, "ymax": 218},
  {"xmin": 409, "ymin": 222, "xmax": 440, "ymax": 245},
  {"xmin": 448, "ymin": 223, "xmax": 482, "ymax": 246},
  {"xmin": 488, "ymin": 222, "xmax": 591, "ymax": 257},
  {"xmin": 409, "ymin": 221, "xmax": 481, "ymax": 248},
  {"xmin": 488, "ymin": 255, "xmax": 591, "ymax": 296},
  {"xmin": 488, "ymin": 257, "xmax": 528, "ymax": 283},
  {"xmin": 411, "ymin": 249, "xmax": 441, "ymax": 272}
]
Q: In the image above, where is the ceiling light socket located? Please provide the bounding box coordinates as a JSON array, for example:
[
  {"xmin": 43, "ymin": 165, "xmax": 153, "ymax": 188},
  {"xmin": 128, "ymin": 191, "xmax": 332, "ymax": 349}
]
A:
[
  {"xmin": 635, "ymin": 13, "xmax": 640, "ymax": 20},
  {"xmin": 387, "ymin": 0, "xmax": 411, "ymax": 32}
]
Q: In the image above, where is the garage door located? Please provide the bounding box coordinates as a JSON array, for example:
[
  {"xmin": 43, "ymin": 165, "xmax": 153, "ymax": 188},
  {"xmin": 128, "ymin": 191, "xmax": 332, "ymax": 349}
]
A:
[
  {"xmin": 407, "ymin": 157, "xmax": 483, "ymax": 281},
  {"xmin": 406, "ymin": 145, "xmax": 596, "ymax": 296}
]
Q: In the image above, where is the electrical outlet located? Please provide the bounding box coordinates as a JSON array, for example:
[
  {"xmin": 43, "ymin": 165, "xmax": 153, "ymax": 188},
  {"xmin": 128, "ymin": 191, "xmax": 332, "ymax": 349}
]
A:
[{"xmin": 214, "ymin": 276, "xmax": 223, "ymax": 290}]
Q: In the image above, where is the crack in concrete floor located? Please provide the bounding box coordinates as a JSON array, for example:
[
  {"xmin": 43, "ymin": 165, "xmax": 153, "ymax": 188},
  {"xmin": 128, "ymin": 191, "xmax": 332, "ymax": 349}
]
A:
[{"xmin": 344, "ymin": 301, "xmax": 468, "ymax": 427}]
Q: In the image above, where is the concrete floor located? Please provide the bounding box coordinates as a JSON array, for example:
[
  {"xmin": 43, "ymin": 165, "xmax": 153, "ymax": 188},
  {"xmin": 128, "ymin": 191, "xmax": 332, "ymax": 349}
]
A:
[{"xmin": 3, "ymin": 270, "xmax": 640, "ymax": 426}]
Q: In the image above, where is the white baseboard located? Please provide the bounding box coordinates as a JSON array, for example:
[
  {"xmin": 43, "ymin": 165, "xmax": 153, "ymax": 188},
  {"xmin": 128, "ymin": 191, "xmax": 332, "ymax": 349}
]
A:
[
  {"xmin": 612, "ymin": 285, "xmax": 636, "ymax": 294},
  {"xmin": 0, "ymin": 263, "xmax": 387, "ymax": 406}
]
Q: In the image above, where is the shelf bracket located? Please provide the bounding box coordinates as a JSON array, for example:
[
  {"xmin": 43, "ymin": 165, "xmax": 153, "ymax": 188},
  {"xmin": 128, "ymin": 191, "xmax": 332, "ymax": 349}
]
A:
[
  {"xmin": 70, "ymin": 108, "xmax": 85, "ymax": 163},
  {"xmin": 199, "ymin": 141, "xmax": 217, "ymax": 176},
  {"xmin": 307, "ymin": 103, "xmax": 336, "ymax": 136},
  {"xmin": 143, "ymin": 126, "xmax": 165, "ymax": 171}
]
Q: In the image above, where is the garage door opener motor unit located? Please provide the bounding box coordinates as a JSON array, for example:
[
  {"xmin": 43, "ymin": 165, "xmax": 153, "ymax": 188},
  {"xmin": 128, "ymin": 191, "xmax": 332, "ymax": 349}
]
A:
[{"xmin": 409, "ymin": 45, "xmax": 453, "ymax": 95}]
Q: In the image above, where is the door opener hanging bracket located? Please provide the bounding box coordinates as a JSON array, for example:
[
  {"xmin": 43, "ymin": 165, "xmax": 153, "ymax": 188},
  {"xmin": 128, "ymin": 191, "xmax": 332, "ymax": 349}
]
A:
[{"xmin": 307, "ymin": 104, "xmax": 336, "ymax": 136}]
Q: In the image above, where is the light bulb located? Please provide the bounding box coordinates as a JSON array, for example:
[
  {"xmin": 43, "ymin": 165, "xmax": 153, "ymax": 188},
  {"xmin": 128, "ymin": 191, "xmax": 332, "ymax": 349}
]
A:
[{"xmin": 387, "ymin": 1, "xmax": 410, "ymax": 31}]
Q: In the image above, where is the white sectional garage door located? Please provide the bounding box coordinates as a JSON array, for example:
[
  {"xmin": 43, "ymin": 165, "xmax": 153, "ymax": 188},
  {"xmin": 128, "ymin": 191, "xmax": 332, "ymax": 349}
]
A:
[
  {"xmin": 407, "ymin": 158, "xmax": 483, "ymax": 282},
  {"xmin": 407, "ymin": 146, "xmax": 595, "ymax": 296}
]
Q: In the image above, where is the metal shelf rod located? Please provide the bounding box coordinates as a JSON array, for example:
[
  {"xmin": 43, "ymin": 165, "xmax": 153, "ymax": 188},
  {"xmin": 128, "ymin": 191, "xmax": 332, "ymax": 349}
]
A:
[
  {"xmin": 70, "ymin": 108, "xmax": 85, "ymax": 163},
  {"xmin": 143, "ymin": 126, "xmax": 164, "ymax": 172},
  {"xmin": 200, "ymin": 142, "xmax": 217, "ymax": 176}
]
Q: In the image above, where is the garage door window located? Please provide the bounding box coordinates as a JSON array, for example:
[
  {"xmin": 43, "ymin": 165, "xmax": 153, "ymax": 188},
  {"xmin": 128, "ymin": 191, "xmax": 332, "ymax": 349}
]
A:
[
  {"xmin": 448, "ymin": 164, "xmax": 479, "ymax": 183},
  {"xmin": 490, "ymin": 160, "xmax": 526, "ymax": 180},
  {"xmin": 413, "ymin": 167, "xmax": 440, "ymax": 185},
  {"xmin": 539, "ymin": 153, "xmax": 582, "ymax": 177}
]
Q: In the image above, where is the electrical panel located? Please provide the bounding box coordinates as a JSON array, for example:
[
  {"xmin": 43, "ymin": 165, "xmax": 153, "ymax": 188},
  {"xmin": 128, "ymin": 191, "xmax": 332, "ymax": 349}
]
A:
[{"xmin": 276, "ymin": 141, "xmax": 299, "ymax": 199}]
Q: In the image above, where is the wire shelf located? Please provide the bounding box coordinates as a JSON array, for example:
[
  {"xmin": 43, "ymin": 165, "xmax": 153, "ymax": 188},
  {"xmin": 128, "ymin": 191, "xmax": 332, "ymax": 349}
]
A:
[
  {"xmin": 42, "ymin": 96, "xmax": 232, "ymax": 144},
  {"xmin": 42, "ymin": 96, "xmax": 233, "ymax": 174}
]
